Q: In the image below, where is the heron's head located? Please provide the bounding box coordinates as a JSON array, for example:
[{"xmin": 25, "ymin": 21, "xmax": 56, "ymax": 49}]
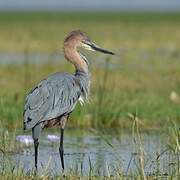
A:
[{"xmin": 64, "ymin": 30, "xmax": 115, "ymax": 55}]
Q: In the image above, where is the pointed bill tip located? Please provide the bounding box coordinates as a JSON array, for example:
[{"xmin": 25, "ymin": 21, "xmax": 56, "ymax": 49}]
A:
[
  {"xmin": 110, "ymin": 52, "xmax": 115, "ymax": 55},
  {"xmin": 90, "ymin": 43, "xmax": 115, "ymax": 55}
]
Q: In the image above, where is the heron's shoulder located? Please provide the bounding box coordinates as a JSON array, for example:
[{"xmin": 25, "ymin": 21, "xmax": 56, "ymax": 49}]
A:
[
  {"xmin": 46, "ymin": 72, "xmax": 75, "ymax": 82},
  {"xmin": 48, "ymin": 72, "xmax": 73, "ymax": 78}
]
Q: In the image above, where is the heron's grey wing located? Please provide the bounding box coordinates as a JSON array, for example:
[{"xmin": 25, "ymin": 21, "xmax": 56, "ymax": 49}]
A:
[
  {"xmin": 23, "ymin": 79, "xmax": 53, "ymax": 130},
  {"xmin": 23, "ymin": 72, "xmax": 80, "ymax": 130},
  {"xmin": 42, "ymin": 73, "xmax": 81, "ymax": 121}
]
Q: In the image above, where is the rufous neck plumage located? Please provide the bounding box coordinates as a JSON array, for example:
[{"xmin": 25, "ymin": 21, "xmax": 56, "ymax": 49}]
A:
[{"xmin": 63, "ymin": 42, "xmax": 88, "ymax": 74}]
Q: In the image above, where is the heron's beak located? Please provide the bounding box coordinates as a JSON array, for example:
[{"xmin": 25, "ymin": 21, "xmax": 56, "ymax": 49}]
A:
[{"xmin": 82, "ymin": 41, "xmax": 115, "ymax": 55}]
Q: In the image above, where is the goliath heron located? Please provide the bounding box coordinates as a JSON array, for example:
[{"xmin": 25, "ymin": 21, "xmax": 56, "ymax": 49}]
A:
[{"xmin": 23, "ymin": 30, "xmax": 114, "ymax": 171}]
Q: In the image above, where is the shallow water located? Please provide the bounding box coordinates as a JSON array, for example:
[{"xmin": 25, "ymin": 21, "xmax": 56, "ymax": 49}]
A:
[
  {"xmin": 6, "ymin": 129, "xmax": 179, "ymax": 176},
  {"xmin": 0, "ymin": 52, "xmax": 120, "ymax": 69}
]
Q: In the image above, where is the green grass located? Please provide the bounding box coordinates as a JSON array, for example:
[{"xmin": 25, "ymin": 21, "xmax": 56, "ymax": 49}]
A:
[
  {"xmin": 0, "ymin": 58, "xmax": 180, "ymax": 129},
  {"xmin": 0, "ymin": 12, "xmax": 180, "ymax": 130}
]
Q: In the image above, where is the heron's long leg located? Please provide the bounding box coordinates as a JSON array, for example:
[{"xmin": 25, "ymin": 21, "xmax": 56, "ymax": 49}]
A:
[
  {"xmin": 34, "ymin": 139, "xmax": 39, "ymax": 170},
  {"xmin": 32, "ymin": 123, "xmax": 42, "ymax": 170},
  {"xmin": 59, "ymin": 128, "xmax": 64, "ymax": 170}
]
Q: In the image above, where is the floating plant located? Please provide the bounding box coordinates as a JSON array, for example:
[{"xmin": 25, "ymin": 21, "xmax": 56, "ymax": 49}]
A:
[{"xmin": 16, "ymin": 135, "xmax": 33, "ymax": 145}]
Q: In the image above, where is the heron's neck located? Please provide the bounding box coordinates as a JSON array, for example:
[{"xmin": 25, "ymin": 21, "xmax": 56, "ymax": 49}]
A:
[{"xmin": 64, "ymin": 46, "xmax": 89, "ymax": 74}]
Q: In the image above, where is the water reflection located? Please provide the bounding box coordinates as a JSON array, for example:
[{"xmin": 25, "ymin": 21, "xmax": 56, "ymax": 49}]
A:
[{"xmin": 9, "ymin": 130, "xmax": 178, "ymax": 176}]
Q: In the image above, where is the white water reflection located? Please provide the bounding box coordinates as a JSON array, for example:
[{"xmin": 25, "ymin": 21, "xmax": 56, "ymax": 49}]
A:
[
  {"xmin": 47, "ymin": 135, "xmax": 60, "ymax": 142},
  {"xmin": 16, "ymin": 135, "xmax": 33, "ymax": 145}
]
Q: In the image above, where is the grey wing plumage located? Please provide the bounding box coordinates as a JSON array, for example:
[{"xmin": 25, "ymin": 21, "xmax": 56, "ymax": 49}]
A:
[{"xmin": 23, "ymin": 72, "xmax": 81, "ymax": 130}]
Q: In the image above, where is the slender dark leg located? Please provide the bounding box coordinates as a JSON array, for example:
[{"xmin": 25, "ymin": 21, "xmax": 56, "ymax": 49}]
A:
[
  {"xmin": 59, "ymin": 128, "xmax": 64, "ymax": 170},
  {"xmin": 32, "ymin": 123, "xmax": 42, "ymax": 171},
  {"xmin": 34, "ymin": 139, "xmax": 39, "ymax": 170}
]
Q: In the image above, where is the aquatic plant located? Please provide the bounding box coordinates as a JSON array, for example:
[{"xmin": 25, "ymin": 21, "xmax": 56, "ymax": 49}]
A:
[
  {"xmin": 16, "ymin": 135, "xmax": 33, "ymax": 145},
  {"xmin": 47, "ymin": 135, "xmax": 60, "ymax": 142}
]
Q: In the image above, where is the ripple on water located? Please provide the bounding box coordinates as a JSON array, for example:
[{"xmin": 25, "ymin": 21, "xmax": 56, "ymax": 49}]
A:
[{"xmin": 9, "ymin": 130, "xmax": 178, "ymax": 176}]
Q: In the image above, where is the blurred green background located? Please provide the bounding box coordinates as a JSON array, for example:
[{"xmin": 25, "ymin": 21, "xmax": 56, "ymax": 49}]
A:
[{"xmin": 0, "ymin": 12, "xmax": 180, "ymax": 130}]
